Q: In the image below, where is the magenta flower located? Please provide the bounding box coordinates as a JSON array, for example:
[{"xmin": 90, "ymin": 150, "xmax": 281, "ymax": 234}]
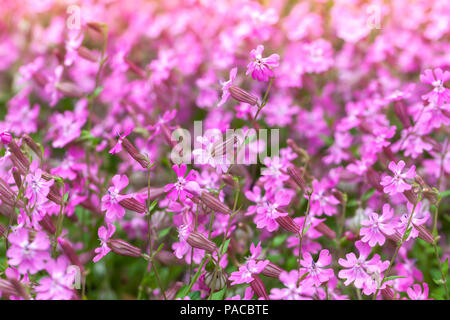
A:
[
  {"xmin": 6, "ymin": 228, "xmax": 50, "ymax": 275},
  {"xmin": 398, "ymin": 201, "xmax": 430, "ymax": 241},
  {"xmin": 255, "ymin": 190, "xmax": 292, "ymax": 232},
  {"xmin": 300, "ymin": 249, "xmax": 335, "ymax": 286},
  {"xmin": 164, "ymin": 164, "xmax": 199, "ymax": 202},
  {"xmin": 0, "ymin": 130, "xmax": 12, "ymax": 144},
  {"xmin": 310, "ymin": 179, "xmax": 340, "ymax": 216},
  {"xmin": 380, "ymin": 160, "xmax": 416, "ymax": 195},
  {"xmin": 229, "ymin": 259, "xmax": 269, "ymax": 285},
  {"xmin": 93, "ymin": 223, "xmax": 116, "ymax": 263},
  {"xmin": 407, "ymin": 283, "xmax": 430, "ymax": 300},
  {"xmin": 269, "ymin": 270, "xmax": 315, "ymax": 300},
  {"xmin": 25, "ymin": 161, "xmax": 54, "ymax": 206},
  {"xmin": 35, "ymin": 256, "xmax": 77, "ymax": 300},
  {"xmin": 109, "ymin": 125, "xmax": 134, "ymax": 154},
  {"xmin": 217, "ymin": 67, "xmax": 237, "ymax": 107},
  {"xmin": 246, "ymin": 45, "xmax": 280, "ymax": 82},
  {"xmin": 338, "ymin": 241, "xmax": 389, "ymax": 294},
  {"xmin": 420, "ymin": 68, "xmax": 450, "ymax": 105},
  {"xmin": 101, "ymin": 175, "xmax": 131, "ymax": 222},
  {"xmin": 360, "ymin": 204, "xmax": 397, "ymax": 247}
]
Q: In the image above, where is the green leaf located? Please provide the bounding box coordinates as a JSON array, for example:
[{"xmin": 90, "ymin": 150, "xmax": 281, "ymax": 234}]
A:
[
  {"xmin": 361, "ymin": 188, "xmax": 375, "ymax": 202},
  {"xmin": 221, "ymin": 238, "xmax": 231, "ymax": 255},
  {"xmin": 272, "ymin": 234, "xmax": 288, "ymax": 247},
  {"xmin": 439, "ymin": 189, "xmax": 450, "ymax": 199},
  {"xmin": 154, "ymin": 243, "xmax": 164, "ymax": 256},
  {"xmin": 91, "ymin": 86, "xmax": 104, "ymax": 99},
  {"xmin": 404, "ymin": 227, "xmax": 413, "ymax": 241},
  {"xmin": 442, "ymin": 258, "xmax": 449, "ymax": 279},
  {"xmin": 148, "ymin": 199, "xmax": 158, "ymax": 213},
  {"xmin": 211, "ymin": 286, "xmax": 226, "ymax": 300},
  {"xmin": 384, "ymin": 275, "xmax": 406, "ymax": 282},
  {"xmin": 63, "ymin": 191, "xmax": 70, "ymax": 202},
  {"xmin": 158, "ymin": 227, "xmax": 171, "ymax": 238},
  {"xmin": 188, "ymin": 291, "xmax": 201, "ymax": 300}
]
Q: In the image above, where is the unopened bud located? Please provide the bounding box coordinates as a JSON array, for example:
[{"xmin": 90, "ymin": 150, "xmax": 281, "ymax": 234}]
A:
[
  {"xmin": 366, "ymin": 168, "xmax": 383, "ymax": 193},
  {"xmin": 229, "ymin": 86, "xmax": 259, "ymax": 106},
  {"xmin": 403, "ymin": 189, "xmax": 418, "ymax": 204},
  {"xmin": 204, "ymin": 269, "xmax": 228, "ymax": 291},
  {"xmin": 119, "ymin": 197, "xmax": 146, "ymax": 214},
  {"xmin": 186, "ymin": 231, "xmax": 217, "ymax": 253},
  {"xmin": 315, "ymin": 222, "xmax": 336, "ymax": 239},
  {"xmin": 275, "ymin": 215, "xmax": 300, "ymax": 234},
  {"xmin": 125, "ymin": 57, "xmax": 147, "ymax": 78},
  {"xmin": 58, "ymin": 238, "xmax": 84, "ymax": 271},
  {"xmin": 250, "ymin": 275, "xmax": 269, "ymax": 300},
  {"xmin": 76, "ymin": 46, "xmax": 99, "ymax": 62},
  {"xmin": 286, "ymin": 165, "xmax": 308, "ymax": 192},
  {"xmin": 414, "ymin": 224, "xmax": 435, "ymax": 244},
  {"xmin": 22, "ymin": 134, "xmax": 42, "ymax": 159},
  {"xmin": 39, "ymin": 214, "xmax": 56, "ymax": 234},
  {"xmin": 87, "ymin": 22, "xmax": 105, "ymax": 34},
  {"xmin": 260, "ymin": 261, "xmax": 283, "ymax": 278},
  {"xmin": 393, "ymin": 101, "xmax": 411, "ymax": 128},
  {"xmin": 386, "ymin": 230, "xmax": 402, "ymax": 243},
  {"xmin": 107, "ymin": 239, "xmax": 142, "ymax": 258},
  {"xmin": 286, "ymin": 139, "xmax": 309, "ymax": 162},
  {"xmin": 55, "ymin": 82, "xmax": 85, "ymax": 98},
  {"xmin": 12, "ymin": 167, "xmax": 22, "ymax": 188},
  {"xmin": 221, "ymin": 174, "xmax": 239, "ymax": 189},
  {"xmin": 121, "ymin": 138, "xmax": 149, "ymax": 169},
  {"xmin": 0, "ymin": 131, "xmax": 12, "ymax": 145},
  {"xmin": 199, "ymin": 192, "xmax": 233, "ymax": 215},
  {"xmin": 381, "ymin": 287, "xmax": 396, "ymax": 300},
  {"xmin": 382, "ymin": 147, "xmax": 397, "ymax": 163}
]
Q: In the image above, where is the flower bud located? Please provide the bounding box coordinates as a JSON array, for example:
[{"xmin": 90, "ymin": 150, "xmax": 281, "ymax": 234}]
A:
[
  {"xmin": 382, "ymin": 147, "xmax": 397, "ymax": 163},
  {"xmin": 8, "ymin": 140, "xmax": 30, "ymax": 173},
  {"xmin": 76, "ymin": 46, "xmax": 99, "ymax": 62},
  {"xmin": 260, "ymin": 261, "xmax": 283, "ymax": 279},
  {"xmin": 121, "ymin": 138, "xmax": 149, "ymax": 169},
  {"xmin": 55, "ymin": 82, "xmax": 85, "ymax": 98},
  {"xmin": 0, "ymin": 279, "xmax": 29, "ymax": 299},
  {"xmin": 87, "ymin": 22, "xmax": 105, "ymax": 34},
  {"xmin": 107, "ymin": 239, "xmax": 142, "ymax": 258},
  {"xmin": 199, "ymin": 192, "xmax": 233, "ymax": 215},
  {"xmin": 403, "ymin": 189, "xmax": 418, "ymax": 204},
  {"xmin": 250, "ymin": 275, "xmax": 269, "ymax": 300},
  {"xmin": 386, "ymin": 230, "xmax": 402, "ymax": 243},
  {"xmin": 39, "ymin": 214, "xmax": 56, "ymax": 234},
  {"xmin": 414, "ymin": 224, "xmax": 435, "ymax": 244},
  {"xmin": 22, "ymin": 134, "xmax": 42, "ymax": 159},
  {"xmin": 229, "ymin": 86, "xmax": 259, "ymax": 106},
  {"xmin": 186, "ymin": 231, "xmax": 217, "ymax": 253},
  {"xmin": 275, "ymin": 215, "xmax": 300, "ymax": 234},
  {"xmin": 0, "ymin": 131, "xmax": 12, "ymax": 145},
  {"xmin": 58, "ymin": 238, "xmax": 84, "ymax": 271},
  {"xmin": 381, "ymin": 287, "xmax": 396, "ymax": 300},
  {"xmin": 12, "ymin": 167, "xmax": 22, "ymax": 188},
  {"xmin": 286, "ymin": 165, "xmax": 308, "ymax": 192},
  {"xmin": 315, "ymin": 222, "xmax": 336, "ymax": 239},
  {"xmin": 204, "ymin": 269, "xmax": 228, "ymax": 291},
  {"xmin": 0, "ymin": 223, "xmax": 6, "ymax": 238},
  {"xmin": 165, "ymin": 281, "xmax": 183, "ymax": 300},
  {"xmin": 119, "ymin": 198, "xmax": 146, "ymax": 214},
  {"xmin": 366, "ymin": 168, "xmax": 383, "ymax": 193},
  {"xmin": 393, "ymin": 101, "xmax": 411, "ymax": 128},
  {"xmin": 221, "ymin": 174, "xmax": 239, "ymax": 189},
  {"xmin": 125, "ymin": 57, "xmax": 147, "ymax": 78}
]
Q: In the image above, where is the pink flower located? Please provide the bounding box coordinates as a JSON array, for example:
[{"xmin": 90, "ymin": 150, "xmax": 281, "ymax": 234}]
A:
[
  {"xmin": 109, "ymin": 125, "xmax": 134, "ymax": 154},
  {"xmin": 255, "ymin": 190, "xmax": 292, "ymax": 232},
  {"xmin": 310, "ymin": 180, "xmax": 340, "ymax": 216},
  {"xmin": 25, "ymin": 161, "xmax": 54, "ymax": 206},
  {"xmin": 420, "ymin": 68, "xmax": 450, "ymax": 105},
  {"xmin": 360, "ymin": 204, "xmax": 396, "ymax": 247},
  {"xmin": 164, "ymin": 164, "xmax": 199, "ymax": 202},
  {"xmin": 300, "ymin": 249, "xmax": 335, "ymax": 286},
  {"xmin": 35, "ymin": 256, "xmax": 77, "ymax": 300},
  {"xmin": 338, "ymin": 241, "xmax": 389, "ymax": 295},
  {"xmin": 6, "ymin": 228, "xmax": 50, "ymax": 275},
  {"xmin": 217, "ymin": 67, "xmax": 237, "ymax": 107},
  {"xmin": 101, "ymin": 175, "xmax": 131, "ymax": 222},
  {"xmin": 229, "ymin": 259, "xmax": 269, "ymax": 285},
  {"xmin": 269, "ymin": 270, "xmax": 315, "ymax": 300},
  {"xmin": 407, "ymin": 283, "xmax": 430, "ymax": 300},
  {"xmin": 398, "ymin": 201, "xmax": 430, "ymax": 241},
  {"xmin": 0, "ymin": 130, "xmax": 12, "ymax": 144},
  {"xmin": 93, "ymin": 223, "xmax": 116, "ymax": 263},
  {"xmin": 246, "ymin": 45, "xmax": 280, "ymax": 82},
  {"xmin": 380, "ymin": 160, "xmax": 416, "ymax": 195}
]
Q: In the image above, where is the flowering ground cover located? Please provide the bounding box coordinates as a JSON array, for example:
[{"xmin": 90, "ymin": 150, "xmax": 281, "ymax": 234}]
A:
[{"xmin": 0, "ymin": 0, "xmax": 449, "ymax": 301}]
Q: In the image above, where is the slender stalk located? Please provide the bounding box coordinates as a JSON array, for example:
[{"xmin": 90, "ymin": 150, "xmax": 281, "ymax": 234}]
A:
[{"xmin": 297, "ymin": 189, "xmax": 312, "ymax": 286}]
